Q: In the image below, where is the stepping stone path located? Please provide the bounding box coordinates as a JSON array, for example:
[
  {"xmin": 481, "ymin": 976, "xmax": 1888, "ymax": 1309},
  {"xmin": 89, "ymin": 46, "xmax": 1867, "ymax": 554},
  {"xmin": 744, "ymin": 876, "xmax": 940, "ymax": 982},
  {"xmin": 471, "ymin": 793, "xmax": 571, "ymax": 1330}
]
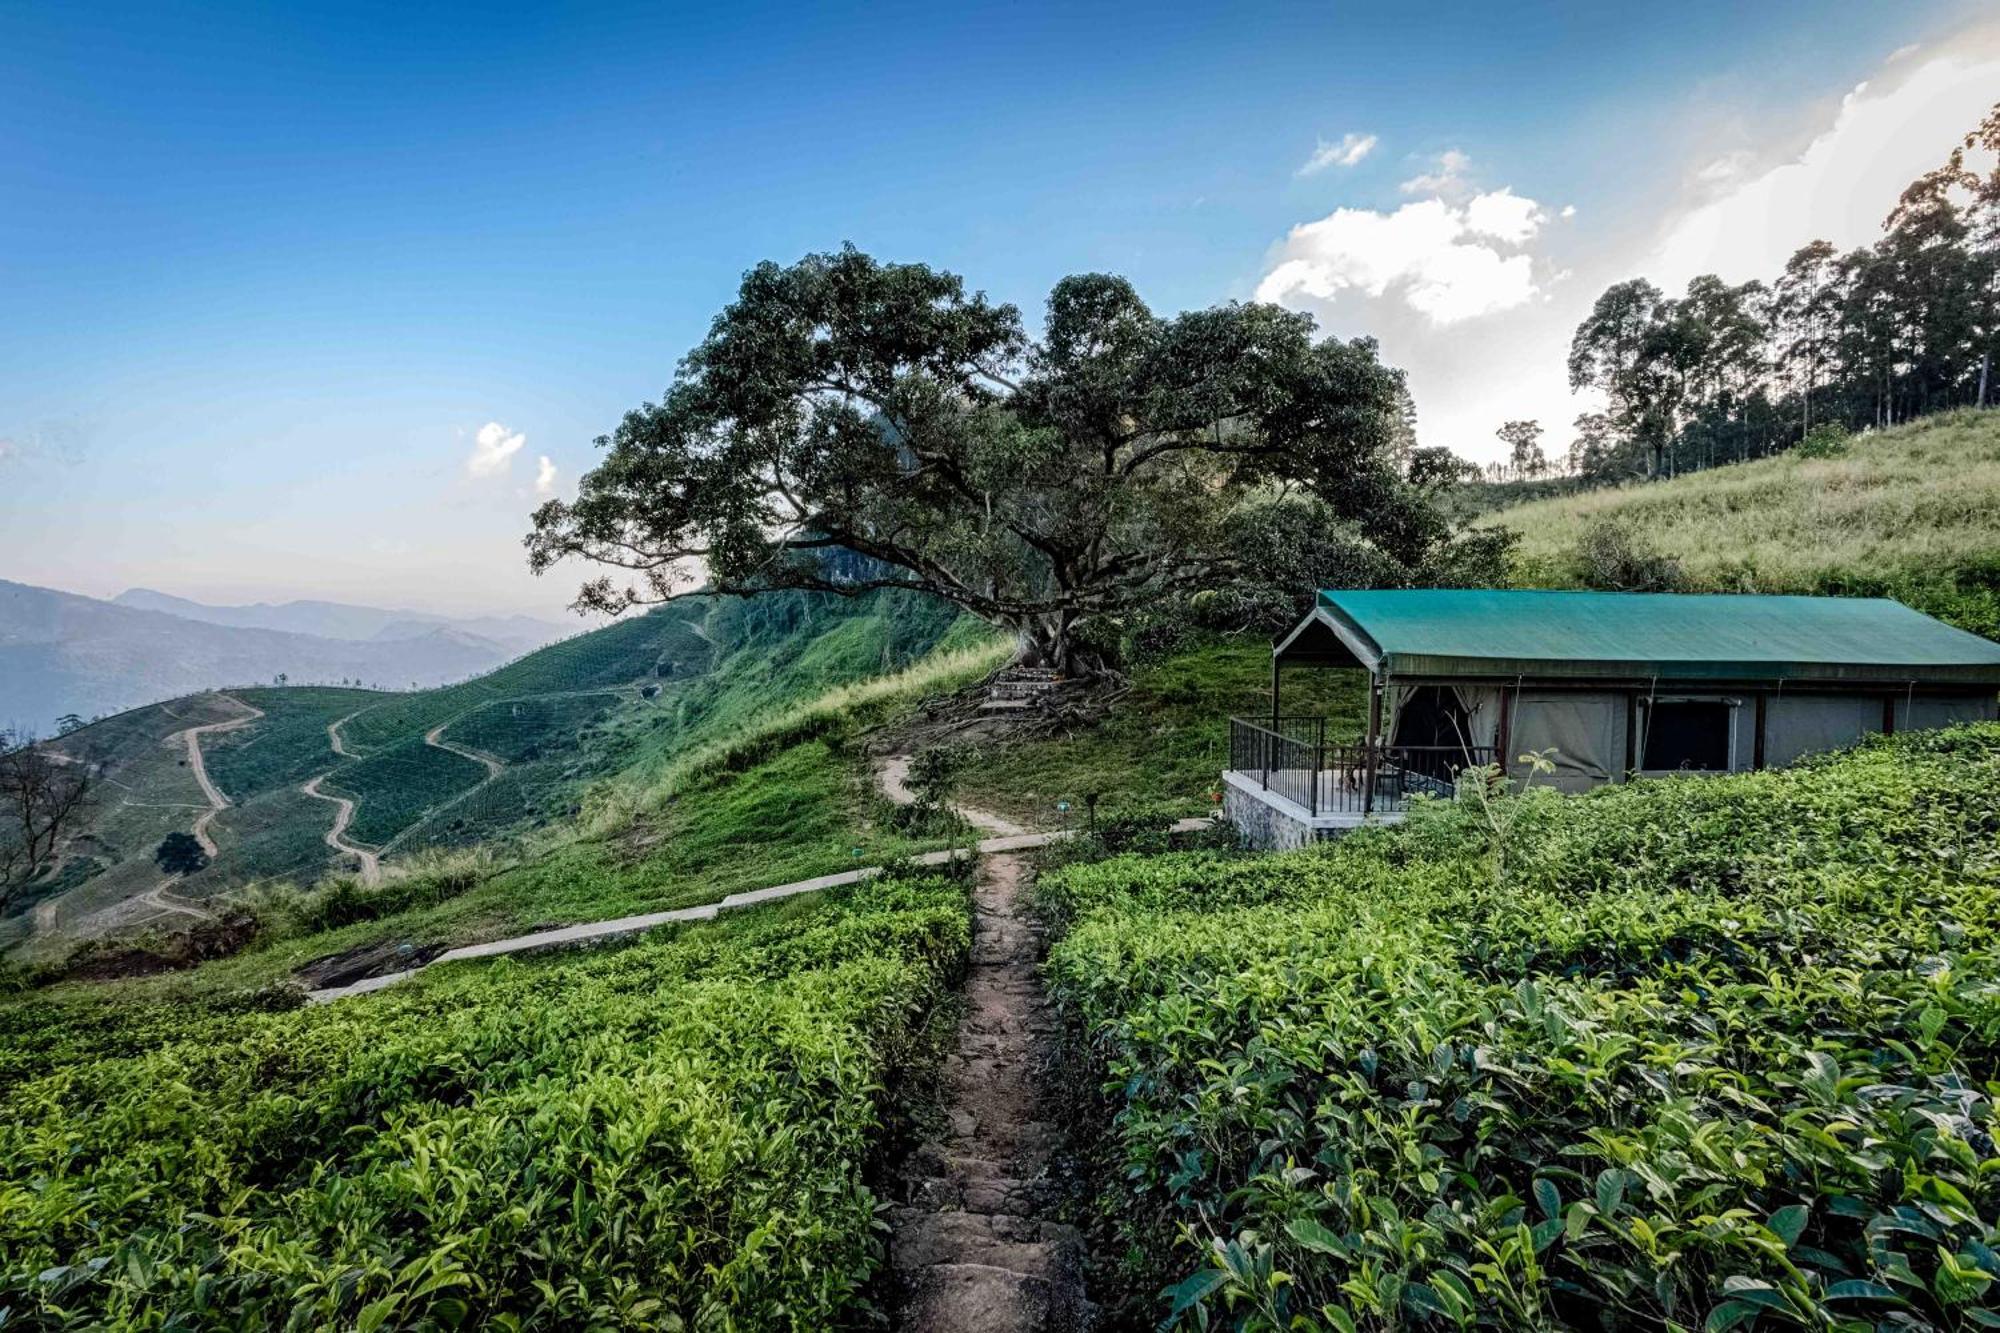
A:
[{"xmin": 891, "ymin": 849, "xmax": 1094, "ymax": 1331}]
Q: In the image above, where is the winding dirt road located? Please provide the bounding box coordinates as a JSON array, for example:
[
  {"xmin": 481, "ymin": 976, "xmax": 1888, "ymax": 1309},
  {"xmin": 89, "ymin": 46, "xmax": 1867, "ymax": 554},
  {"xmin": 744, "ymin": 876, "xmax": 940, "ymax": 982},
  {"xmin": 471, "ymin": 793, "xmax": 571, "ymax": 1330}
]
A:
[
  {"xmin": 301, "ymin": 773, "xmax": 380, "ymax": 884},
  {"xmin": 136, "ymin": 881, "xmax": 213, "ymax": 922},
  {"xmin": 424, "ymin": 722, "xmax": 503, "ymax": 779},
  {"xmin": 302, "ymin": 710, "xmax": 381, "ymax": 883},
  {"xmin": 106, "ymin": 692, "xmax": 267, "ymax": 930},
  {"xmin": 177, "ymin": 694, "xmax": 265, "ymax": 858}
]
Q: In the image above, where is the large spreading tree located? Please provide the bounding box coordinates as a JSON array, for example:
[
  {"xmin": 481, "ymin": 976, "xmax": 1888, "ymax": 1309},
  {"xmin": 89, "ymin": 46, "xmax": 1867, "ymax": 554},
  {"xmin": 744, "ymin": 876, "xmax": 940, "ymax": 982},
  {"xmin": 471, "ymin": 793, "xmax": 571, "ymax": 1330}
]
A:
[{"xmin": 527, "ymin": 248, "xmax": 1456, "ymax": 673}]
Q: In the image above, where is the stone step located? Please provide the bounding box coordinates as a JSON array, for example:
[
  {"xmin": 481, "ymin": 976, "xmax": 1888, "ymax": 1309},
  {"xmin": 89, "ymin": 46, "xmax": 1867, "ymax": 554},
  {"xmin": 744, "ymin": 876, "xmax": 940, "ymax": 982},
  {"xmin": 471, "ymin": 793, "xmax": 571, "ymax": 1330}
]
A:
[
  {"xmin": 898, "ymin": 1262, "xmax": 1095, "ymax": 1333},
  {"xmin": 978, "ymin": 698, "xmax": 1035, "ymax": 712},
  {"xmin": 991, "ymin": 680, "xmax": 1061, "ymax": 696},
  {"xmin": 913, "ymin": 1169, "xmax": 1040, "ymax": 1216},
  {"xmin": 889, "ymin": 1208, "xmax": 1083, "ymax": 1282}
]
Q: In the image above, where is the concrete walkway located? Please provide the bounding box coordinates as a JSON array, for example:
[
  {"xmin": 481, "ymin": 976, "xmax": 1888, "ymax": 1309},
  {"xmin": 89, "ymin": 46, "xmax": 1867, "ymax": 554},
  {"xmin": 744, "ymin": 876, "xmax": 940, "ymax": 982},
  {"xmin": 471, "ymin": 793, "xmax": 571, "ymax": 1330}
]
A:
[{"xmin": 305, "ymin": 832, "xmax": 1065, "ymax": 1003}]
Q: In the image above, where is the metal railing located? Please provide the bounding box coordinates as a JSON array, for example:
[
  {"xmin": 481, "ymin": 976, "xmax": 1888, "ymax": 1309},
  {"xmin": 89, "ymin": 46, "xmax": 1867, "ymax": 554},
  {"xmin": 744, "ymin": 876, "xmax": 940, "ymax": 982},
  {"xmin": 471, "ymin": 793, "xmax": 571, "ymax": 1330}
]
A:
[{"xmin": 1227, "ymin": 716, "xmax": 1497, "ymax": 816}]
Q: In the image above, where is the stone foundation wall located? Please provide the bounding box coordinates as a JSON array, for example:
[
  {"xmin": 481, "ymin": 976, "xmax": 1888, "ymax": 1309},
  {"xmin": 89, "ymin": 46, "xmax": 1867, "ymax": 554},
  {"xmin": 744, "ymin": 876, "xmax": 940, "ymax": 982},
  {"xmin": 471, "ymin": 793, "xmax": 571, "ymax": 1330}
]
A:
[{"xmin": 1223, "ymin": 784, "xmax": 1315, "ymax": 851}]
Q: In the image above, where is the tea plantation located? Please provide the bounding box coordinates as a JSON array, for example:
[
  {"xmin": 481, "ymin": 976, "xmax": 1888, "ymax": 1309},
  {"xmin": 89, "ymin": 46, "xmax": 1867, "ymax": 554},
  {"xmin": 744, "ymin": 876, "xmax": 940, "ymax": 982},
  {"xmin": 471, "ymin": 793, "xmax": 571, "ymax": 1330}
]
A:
[
  {"xmin": 0, "ymin": 872, "xmax": 968, "ymax": 1329},
  {"xmin": 1041, "ymin": 724, "xmax": 2000, "ymax": 1330}
]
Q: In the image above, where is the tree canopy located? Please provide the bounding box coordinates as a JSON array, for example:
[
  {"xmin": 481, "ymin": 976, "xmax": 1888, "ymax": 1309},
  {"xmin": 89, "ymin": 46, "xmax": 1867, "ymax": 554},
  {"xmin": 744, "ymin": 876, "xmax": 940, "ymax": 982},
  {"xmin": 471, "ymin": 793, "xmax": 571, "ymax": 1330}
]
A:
[
  {"xmin": 153, "ymin": 831, "xmax": 209, "ymax": 877},
  {"xmin": 529, "ymin": 249, "xmax": 1474, "ymax": 670},
  {"xmin": 1564, "ymin": 99, "xmax": 1999, "ymax": 485}
]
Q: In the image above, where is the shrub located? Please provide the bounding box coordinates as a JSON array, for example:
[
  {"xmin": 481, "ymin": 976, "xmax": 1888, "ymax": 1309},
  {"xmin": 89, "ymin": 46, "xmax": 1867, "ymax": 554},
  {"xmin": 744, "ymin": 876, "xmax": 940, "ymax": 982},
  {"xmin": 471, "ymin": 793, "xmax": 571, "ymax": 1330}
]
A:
[
  {"xmin": 1567, "ymin": 518, "xmax": 1683, "ymax": 591},
  {"xmin": 1042, "ymin": 724, "xmax": 2000, "ymax": 1330},
  {"xmin": 1795, "ymin": 421, "xmax": 1853, "ymax": 458},
  {"xmin": 0, "ymin": 873, "xmax": 969, "ymax": 1329}
]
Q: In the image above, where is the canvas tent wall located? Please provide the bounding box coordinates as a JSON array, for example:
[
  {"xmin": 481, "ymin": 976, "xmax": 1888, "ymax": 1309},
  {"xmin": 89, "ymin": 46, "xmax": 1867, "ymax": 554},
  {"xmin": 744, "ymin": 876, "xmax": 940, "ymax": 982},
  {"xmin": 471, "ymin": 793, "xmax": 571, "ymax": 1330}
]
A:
[{"xmin": 1275, "ymin": 589, "xmax": 2000, "ymax": 787}]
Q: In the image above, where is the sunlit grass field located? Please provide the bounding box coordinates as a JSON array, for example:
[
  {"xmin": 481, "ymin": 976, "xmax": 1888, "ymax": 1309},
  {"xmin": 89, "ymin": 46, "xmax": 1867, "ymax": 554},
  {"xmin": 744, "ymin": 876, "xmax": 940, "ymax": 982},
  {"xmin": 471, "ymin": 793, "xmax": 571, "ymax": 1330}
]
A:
[{"xmin": 1493, "ymin": 410, "xmax": 2000, "ymax": 636}]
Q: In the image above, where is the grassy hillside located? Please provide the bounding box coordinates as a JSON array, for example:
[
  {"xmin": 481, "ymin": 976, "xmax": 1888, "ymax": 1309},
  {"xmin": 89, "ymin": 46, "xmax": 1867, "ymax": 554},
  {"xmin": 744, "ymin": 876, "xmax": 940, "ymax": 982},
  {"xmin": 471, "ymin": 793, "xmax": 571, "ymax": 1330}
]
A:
[
  {"xmin": 1491, "ymin": 410, "xmax": 2000, "ymax": 637},
  {"xmin": 13, "ymin": 590, "xmax": 979, "ymax": 956},
  {"xmin": 951, "ymin": 640, "xmax": 1366, "ymax": 824},
  {"xmin": 10, "ymin": 591, "xmax": 2000, "ymax": 1326},
  {"xmin": 1042, "ymin": 723, "xmax": 2000, "ymax": 1329}
]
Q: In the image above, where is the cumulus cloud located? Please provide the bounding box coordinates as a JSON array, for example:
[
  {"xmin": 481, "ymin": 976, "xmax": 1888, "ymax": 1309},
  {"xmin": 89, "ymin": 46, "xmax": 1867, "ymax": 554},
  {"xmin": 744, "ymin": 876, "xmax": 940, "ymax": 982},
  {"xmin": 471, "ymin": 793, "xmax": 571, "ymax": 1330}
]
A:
[
  {"xmin": 1646, "ymin": 44, "xmax": 2000, "ymax": 288},
  {"xmin": 466, "ymin": 421, "xmax": 526, "ymax": 479},
  {"xmin": 1464, "ymin": 188, "xmax": 1544, "ymax": 243},
  {"xmin": 1249, "ymin": 27, "xmax": 2000, "ymax": 468},
  {"xmin": 1296, "ymin": 132, "xmax": 1377, "ymax": 175},
  {"xmin": 1256, "ymin": 188, "xmax": 1548, "ymax": 325},
  {"xmin": 534, "ymin": 455, "xmax": 558, "ymax": 495},
  {"xmin": 1399, "ymin": 148, "xmax": 1473, "ymax": 199}
]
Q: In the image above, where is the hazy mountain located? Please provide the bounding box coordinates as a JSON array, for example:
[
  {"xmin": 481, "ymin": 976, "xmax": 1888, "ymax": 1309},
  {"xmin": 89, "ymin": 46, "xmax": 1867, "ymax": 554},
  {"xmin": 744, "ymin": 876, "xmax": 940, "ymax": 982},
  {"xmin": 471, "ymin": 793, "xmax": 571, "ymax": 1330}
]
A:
[
  {"xmin": 113, "ymin": 588, "xmax": 565, "ymax": 655},
  {"xmin": 0, "ymin": 580, "xmax": 525, "ymax": 732}
]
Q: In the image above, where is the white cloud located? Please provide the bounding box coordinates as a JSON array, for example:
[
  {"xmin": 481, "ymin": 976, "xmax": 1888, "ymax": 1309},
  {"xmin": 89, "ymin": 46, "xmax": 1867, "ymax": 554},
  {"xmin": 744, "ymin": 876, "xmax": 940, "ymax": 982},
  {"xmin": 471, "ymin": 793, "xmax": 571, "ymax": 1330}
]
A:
[
  {"xmin": 466, "ymin": 421, "xmax": 526, "ymax": 479},
  {"xmin": 1256, "ymin": 188, "xmax": 1548, "ymax": 325},
  {"xmin": 1464, "ymin": 188, "xmax": 1544, "ymax": 243},
  {"xmin": 534, "ymin": 455, "xmax": 557, "ymax": 495},
  {"xmin": 1646, "ymin": 45, "xmax": 2000, "ymax": 288},
  {"xmin": 1296, "ymin": 132, "xmax": 1377, "ymax": 176},
  {"xmin": 1399, "ymin": 148, "xmax": 1473, "ymax": 198},
  {"xmin": 1251, "ymin": 26, "xmax": 2000, "ymax": 468}
]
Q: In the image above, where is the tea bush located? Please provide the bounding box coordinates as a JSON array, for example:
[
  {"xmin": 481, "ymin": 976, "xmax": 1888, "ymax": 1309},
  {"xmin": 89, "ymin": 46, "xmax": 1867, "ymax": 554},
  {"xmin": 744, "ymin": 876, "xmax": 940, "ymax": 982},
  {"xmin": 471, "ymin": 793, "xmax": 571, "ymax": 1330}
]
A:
[
  {"xmin": 0, "ymin": 873, "xmax": 968, "ymax": 1329},
  {"xmin": 1042, "ymin": 724, "xmax": 2000, "ymax": 1330}
]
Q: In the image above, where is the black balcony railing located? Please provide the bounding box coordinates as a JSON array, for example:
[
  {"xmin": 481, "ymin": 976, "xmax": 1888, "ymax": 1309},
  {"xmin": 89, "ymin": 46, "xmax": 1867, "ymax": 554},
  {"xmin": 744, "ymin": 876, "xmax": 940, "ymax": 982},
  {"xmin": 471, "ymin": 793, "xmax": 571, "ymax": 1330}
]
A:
[{"xmin": 1227, "ymin": 716, "xmax": 1497, "ymax": 816}]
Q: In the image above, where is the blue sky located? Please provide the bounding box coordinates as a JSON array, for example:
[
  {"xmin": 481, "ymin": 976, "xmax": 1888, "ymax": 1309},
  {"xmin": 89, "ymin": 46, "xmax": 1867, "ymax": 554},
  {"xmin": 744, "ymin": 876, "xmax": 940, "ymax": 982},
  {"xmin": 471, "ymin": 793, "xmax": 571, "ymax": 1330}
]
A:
[{"xmin": 1, "ymin": 0, "xmax": 1991, "ymax": 617}]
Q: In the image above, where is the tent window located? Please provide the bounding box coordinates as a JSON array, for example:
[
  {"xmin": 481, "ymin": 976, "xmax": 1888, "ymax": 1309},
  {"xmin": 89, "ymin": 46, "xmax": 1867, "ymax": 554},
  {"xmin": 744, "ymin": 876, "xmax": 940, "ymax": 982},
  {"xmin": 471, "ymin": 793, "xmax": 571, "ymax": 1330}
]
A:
[{"xmin": 1642, "ymin": 700, "xmax": 1732, "ymax": 771}]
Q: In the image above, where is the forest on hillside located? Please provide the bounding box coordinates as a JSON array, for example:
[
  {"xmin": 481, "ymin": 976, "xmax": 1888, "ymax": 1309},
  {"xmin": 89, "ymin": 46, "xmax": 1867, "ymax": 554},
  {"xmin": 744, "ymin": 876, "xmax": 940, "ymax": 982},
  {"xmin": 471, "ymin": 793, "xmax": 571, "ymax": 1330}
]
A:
[{"xmin": 1487, "ymin": 101, "xmax": 1999, "ymax": 485}]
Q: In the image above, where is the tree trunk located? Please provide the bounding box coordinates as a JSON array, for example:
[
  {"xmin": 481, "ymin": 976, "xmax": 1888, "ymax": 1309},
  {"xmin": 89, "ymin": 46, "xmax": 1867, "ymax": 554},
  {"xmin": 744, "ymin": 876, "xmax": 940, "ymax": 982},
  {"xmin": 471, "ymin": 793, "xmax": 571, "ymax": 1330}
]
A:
[{"xmin": 1014, "ymin": 613, "xmax": 1109, "ymax": 678}]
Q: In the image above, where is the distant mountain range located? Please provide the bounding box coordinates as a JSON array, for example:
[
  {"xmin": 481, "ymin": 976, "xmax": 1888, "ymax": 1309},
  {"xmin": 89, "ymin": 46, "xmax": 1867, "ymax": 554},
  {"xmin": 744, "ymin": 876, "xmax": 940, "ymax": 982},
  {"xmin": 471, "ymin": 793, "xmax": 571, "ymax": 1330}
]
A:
[
  {"xmin": 0, "ymin": 581, "xmax": 570, "ymax": 733},
  {"xmin": 112, "ymin": 588, "xmax": 563, "ymax": 656}
]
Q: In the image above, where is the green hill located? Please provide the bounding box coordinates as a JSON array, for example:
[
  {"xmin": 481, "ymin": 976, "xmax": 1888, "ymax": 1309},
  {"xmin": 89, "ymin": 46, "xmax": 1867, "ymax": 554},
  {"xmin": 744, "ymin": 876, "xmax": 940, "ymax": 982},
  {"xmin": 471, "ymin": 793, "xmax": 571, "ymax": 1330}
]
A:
[
  {"xmin": 11, "ymin": 416, "xmax": 2000, "ymax": 1328},
  {"xmin": 10, "ymin": 590, "xmax": 976, "ymax": 955},
  {"xmin": 1490, "ymin": 410, "xmax": 2000, "ymax": 637}
]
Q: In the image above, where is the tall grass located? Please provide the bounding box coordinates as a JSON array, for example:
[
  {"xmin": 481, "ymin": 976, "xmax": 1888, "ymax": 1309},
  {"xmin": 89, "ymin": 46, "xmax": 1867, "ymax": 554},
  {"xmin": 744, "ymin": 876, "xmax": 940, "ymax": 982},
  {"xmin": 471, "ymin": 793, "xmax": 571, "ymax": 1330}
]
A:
[
  {"xmin": 588, "ymin": 629, "xmax": 1010, "ymax": 834},
  {"xmin": 1492, "ymin": 410, "xmax": 2000, "ymax": 634}
]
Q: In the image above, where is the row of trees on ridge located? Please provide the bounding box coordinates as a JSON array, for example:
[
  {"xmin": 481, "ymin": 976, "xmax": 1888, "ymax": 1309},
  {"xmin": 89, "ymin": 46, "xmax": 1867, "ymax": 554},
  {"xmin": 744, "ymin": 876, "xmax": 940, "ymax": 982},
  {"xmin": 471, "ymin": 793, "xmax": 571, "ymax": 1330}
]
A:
[{"xmin": 1557, "ymin": 101, "xmax": 1998, "ymax": 482}]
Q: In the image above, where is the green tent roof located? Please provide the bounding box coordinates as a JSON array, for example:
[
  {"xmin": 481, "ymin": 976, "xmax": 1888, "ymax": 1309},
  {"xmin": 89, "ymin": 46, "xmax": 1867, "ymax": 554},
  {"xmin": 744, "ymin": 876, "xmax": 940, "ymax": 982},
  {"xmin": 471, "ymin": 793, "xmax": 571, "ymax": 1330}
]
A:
[{"xmin": 1276, "ymin": 589, "xmax": 2000, "ymax": 685}]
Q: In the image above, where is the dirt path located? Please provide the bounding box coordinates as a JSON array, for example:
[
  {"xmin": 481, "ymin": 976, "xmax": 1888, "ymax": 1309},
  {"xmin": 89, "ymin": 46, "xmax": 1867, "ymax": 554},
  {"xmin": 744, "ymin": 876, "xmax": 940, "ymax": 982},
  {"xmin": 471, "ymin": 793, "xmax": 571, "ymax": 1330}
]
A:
[
  {"xmin": 890, "ymin": 849, "xmax": 1092, "ymax": 1331},
  {"xmin": 87, "ymin": 692, "xmax": 267, "ymax": 933},
  {"xmin": 175, "ymin": 694, "xmax": 265, "ymax": 858},
  {"xmin": 326, "ymin": 711, "xmax": 360, "ymax": 758},
  {"xmin": 368, "ymin": 721, "xmax": 509, "ymax": 856},
  {"xmin": 136, "ymin": 881, "xmax": 213, "ymax": 922},
  {"xmin": 877, "ymin": 754, "xmax": 1028, "ymax": 837},
  {"xmin": 297, "ymin": 710, "xmax": 383, "ymax": 883},
  {"xmin": 301, "ymin": 773, "xmax": 381, "ymax": 884},
  {"xmin": 423, "ymin": 722, "xmax": 503, "ymax": 779}
]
